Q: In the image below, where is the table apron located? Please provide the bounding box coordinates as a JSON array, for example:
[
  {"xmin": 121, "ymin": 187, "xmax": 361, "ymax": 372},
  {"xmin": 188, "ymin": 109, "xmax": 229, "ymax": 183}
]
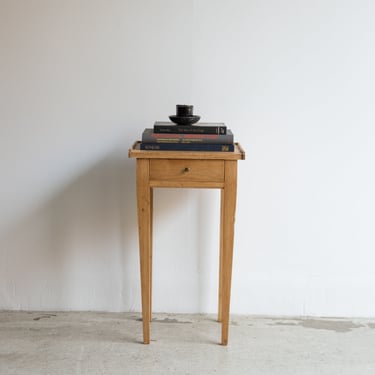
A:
[{"xmin": 149, "ymin": 181, "xmax": 225, "ymax": 188}]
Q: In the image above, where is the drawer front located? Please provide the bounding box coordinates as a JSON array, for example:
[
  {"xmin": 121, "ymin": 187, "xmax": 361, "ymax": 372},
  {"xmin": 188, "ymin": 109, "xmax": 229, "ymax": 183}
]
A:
[{"xmin": 150, "ymin": 159, "xmax": 224, "ymax": 182}]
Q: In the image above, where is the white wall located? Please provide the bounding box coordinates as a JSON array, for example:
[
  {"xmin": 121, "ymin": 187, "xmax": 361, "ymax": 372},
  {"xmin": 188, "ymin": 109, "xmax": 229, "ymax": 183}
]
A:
[{"xmin": 1, "ymin": 0, "xmax": 375, "ymax": 316}]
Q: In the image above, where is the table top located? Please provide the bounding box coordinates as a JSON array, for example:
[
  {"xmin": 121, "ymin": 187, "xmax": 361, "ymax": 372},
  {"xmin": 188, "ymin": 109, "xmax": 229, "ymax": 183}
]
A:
[{"xmin": 129, "ymin": 141, "xmax": 245, "ymax": 160}]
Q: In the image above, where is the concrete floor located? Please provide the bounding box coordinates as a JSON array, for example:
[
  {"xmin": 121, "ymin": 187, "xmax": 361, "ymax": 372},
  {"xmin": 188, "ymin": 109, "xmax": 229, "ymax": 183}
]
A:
[{"xmin": 0, "ymin": 311, "xmax": 375, "ymax": 374}]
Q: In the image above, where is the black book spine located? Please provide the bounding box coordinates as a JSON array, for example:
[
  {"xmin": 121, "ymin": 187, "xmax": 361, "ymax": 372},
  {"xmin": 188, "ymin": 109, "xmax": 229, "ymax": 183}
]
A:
[
  {"xmin": 140, "ymin": 143, "xmax": 234, "ymax": 152},
  {"xmin": 153, "ymin": 124, "xmax": 227, "ymax": 135},
  {"xmin": 142, "ymin": 129, "xmax": 233, "ymax": 144}
]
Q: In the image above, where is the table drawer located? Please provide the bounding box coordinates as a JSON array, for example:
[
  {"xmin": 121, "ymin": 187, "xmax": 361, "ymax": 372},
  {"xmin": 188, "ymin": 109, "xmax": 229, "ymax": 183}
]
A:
[{"xmin": 150, "ymin": 159, "xmax": 224, "ymax": 182}]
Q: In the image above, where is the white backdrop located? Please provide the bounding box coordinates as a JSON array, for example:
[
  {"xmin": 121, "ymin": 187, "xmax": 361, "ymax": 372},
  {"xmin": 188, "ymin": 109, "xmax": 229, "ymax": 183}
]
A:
[{"xmin": 1, "ymin": 0, "xmax": 375, "ymax": 316}]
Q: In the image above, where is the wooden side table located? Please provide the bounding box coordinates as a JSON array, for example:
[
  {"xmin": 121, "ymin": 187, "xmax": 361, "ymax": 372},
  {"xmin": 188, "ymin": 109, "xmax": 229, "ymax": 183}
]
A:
[{"xmin": 129, "ymin": 142, "xmax": 245, "ymax": 345}]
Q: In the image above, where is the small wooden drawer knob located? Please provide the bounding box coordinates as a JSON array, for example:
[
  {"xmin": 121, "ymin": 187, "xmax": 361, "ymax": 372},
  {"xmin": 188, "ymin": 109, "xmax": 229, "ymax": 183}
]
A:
[{"xmin": 183, "ymin": 167, "xmax": 190, "ymax": 173}]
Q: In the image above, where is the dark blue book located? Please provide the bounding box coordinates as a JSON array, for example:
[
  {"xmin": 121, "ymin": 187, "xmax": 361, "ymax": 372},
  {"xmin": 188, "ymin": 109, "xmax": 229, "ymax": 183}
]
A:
[
  {"xmin": 153, "ymin": 121, "xmax": 227, "ymax": 135},
  {"xmin": 142, "ymin": 128, "xmax": 234, "ymax": 144},
  {"xmin": 140, "ymin": 142, "xmax": 234, "ymax": 152}
]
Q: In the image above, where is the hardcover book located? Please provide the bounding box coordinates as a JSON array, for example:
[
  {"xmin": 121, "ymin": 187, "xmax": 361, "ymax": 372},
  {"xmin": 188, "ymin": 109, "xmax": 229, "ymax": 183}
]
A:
[
  {"xmin": 140, "ymin": 142, "xmax": 234, "ymax": 152},
  {"xmin": 142, "ymin": 128, "xmax": 233, "ymax": 144},
  {"xmin": 153, "ymin": 121, "xmax": 227, "ymax": 135}
]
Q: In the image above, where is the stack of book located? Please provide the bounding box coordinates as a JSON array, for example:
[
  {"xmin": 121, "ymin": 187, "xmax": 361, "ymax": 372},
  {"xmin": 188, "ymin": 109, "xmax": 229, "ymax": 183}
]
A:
[{"xmin": 140, "ymin": 122, "xmax": 235, "ymax": 152}]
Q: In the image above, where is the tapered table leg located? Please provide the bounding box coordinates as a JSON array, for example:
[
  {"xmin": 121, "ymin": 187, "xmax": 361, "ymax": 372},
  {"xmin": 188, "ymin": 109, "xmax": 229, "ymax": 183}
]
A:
[
  {"xmin": 149, "ymin": 188, "xmax": 153, "ymax": 322},
  {"xmin": 136, "ymin": 159, "xmax": 152, "ymax": 344},
  {"xmin": 220, "ymin": 161, "xmax": 237, "ymax": 346},
  {"xmin": 218, "ymin": 188, "xmax": 224, "ymax": 323}
]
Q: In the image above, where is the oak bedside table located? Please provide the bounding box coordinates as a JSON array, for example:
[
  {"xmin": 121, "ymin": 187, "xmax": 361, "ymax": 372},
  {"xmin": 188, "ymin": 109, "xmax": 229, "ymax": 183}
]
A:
[{"xmin": 129, "ymin": 141, "xmax": 245, "ymax": 345}]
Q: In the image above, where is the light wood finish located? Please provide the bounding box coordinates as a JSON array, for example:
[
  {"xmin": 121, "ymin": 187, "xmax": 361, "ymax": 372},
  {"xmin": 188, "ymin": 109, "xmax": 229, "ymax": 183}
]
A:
[
  {"xmin": 136, "ymin": 159, "xmax": 152, "ymax": 344},
  {"xmin": 218, "ymin": 188, "xmax": 225, "ymax": 323},
  {"xmin": 149, "ymin": 187, "xmax": 153, "ymax": 323},
  {"xmin": 150, "ymin": 159, "xmax": 224, "ymax": 183},
  {"xmin": 129, "ymin": 141, "xmax": 245, "ymax": 160},
  {"xmin": 129, "ymin": 142, "xmax": 245, "ymax": 345},
  {"xmin": 149, "ymin": 180, "xmax": 224, "ymax": 189},
  {"xmin": 220, "ymin": 161, "xmax": 237, "ymax": 345}
]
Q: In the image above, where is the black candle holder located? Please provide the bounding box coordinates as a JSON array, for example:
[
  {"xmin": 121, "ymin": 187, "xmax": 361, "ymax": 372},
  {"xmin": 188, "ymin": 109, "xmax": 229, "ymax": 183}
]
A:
[{"xmin": 169, "ymin": 104, "xmax": 200, "ymax": 125}]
